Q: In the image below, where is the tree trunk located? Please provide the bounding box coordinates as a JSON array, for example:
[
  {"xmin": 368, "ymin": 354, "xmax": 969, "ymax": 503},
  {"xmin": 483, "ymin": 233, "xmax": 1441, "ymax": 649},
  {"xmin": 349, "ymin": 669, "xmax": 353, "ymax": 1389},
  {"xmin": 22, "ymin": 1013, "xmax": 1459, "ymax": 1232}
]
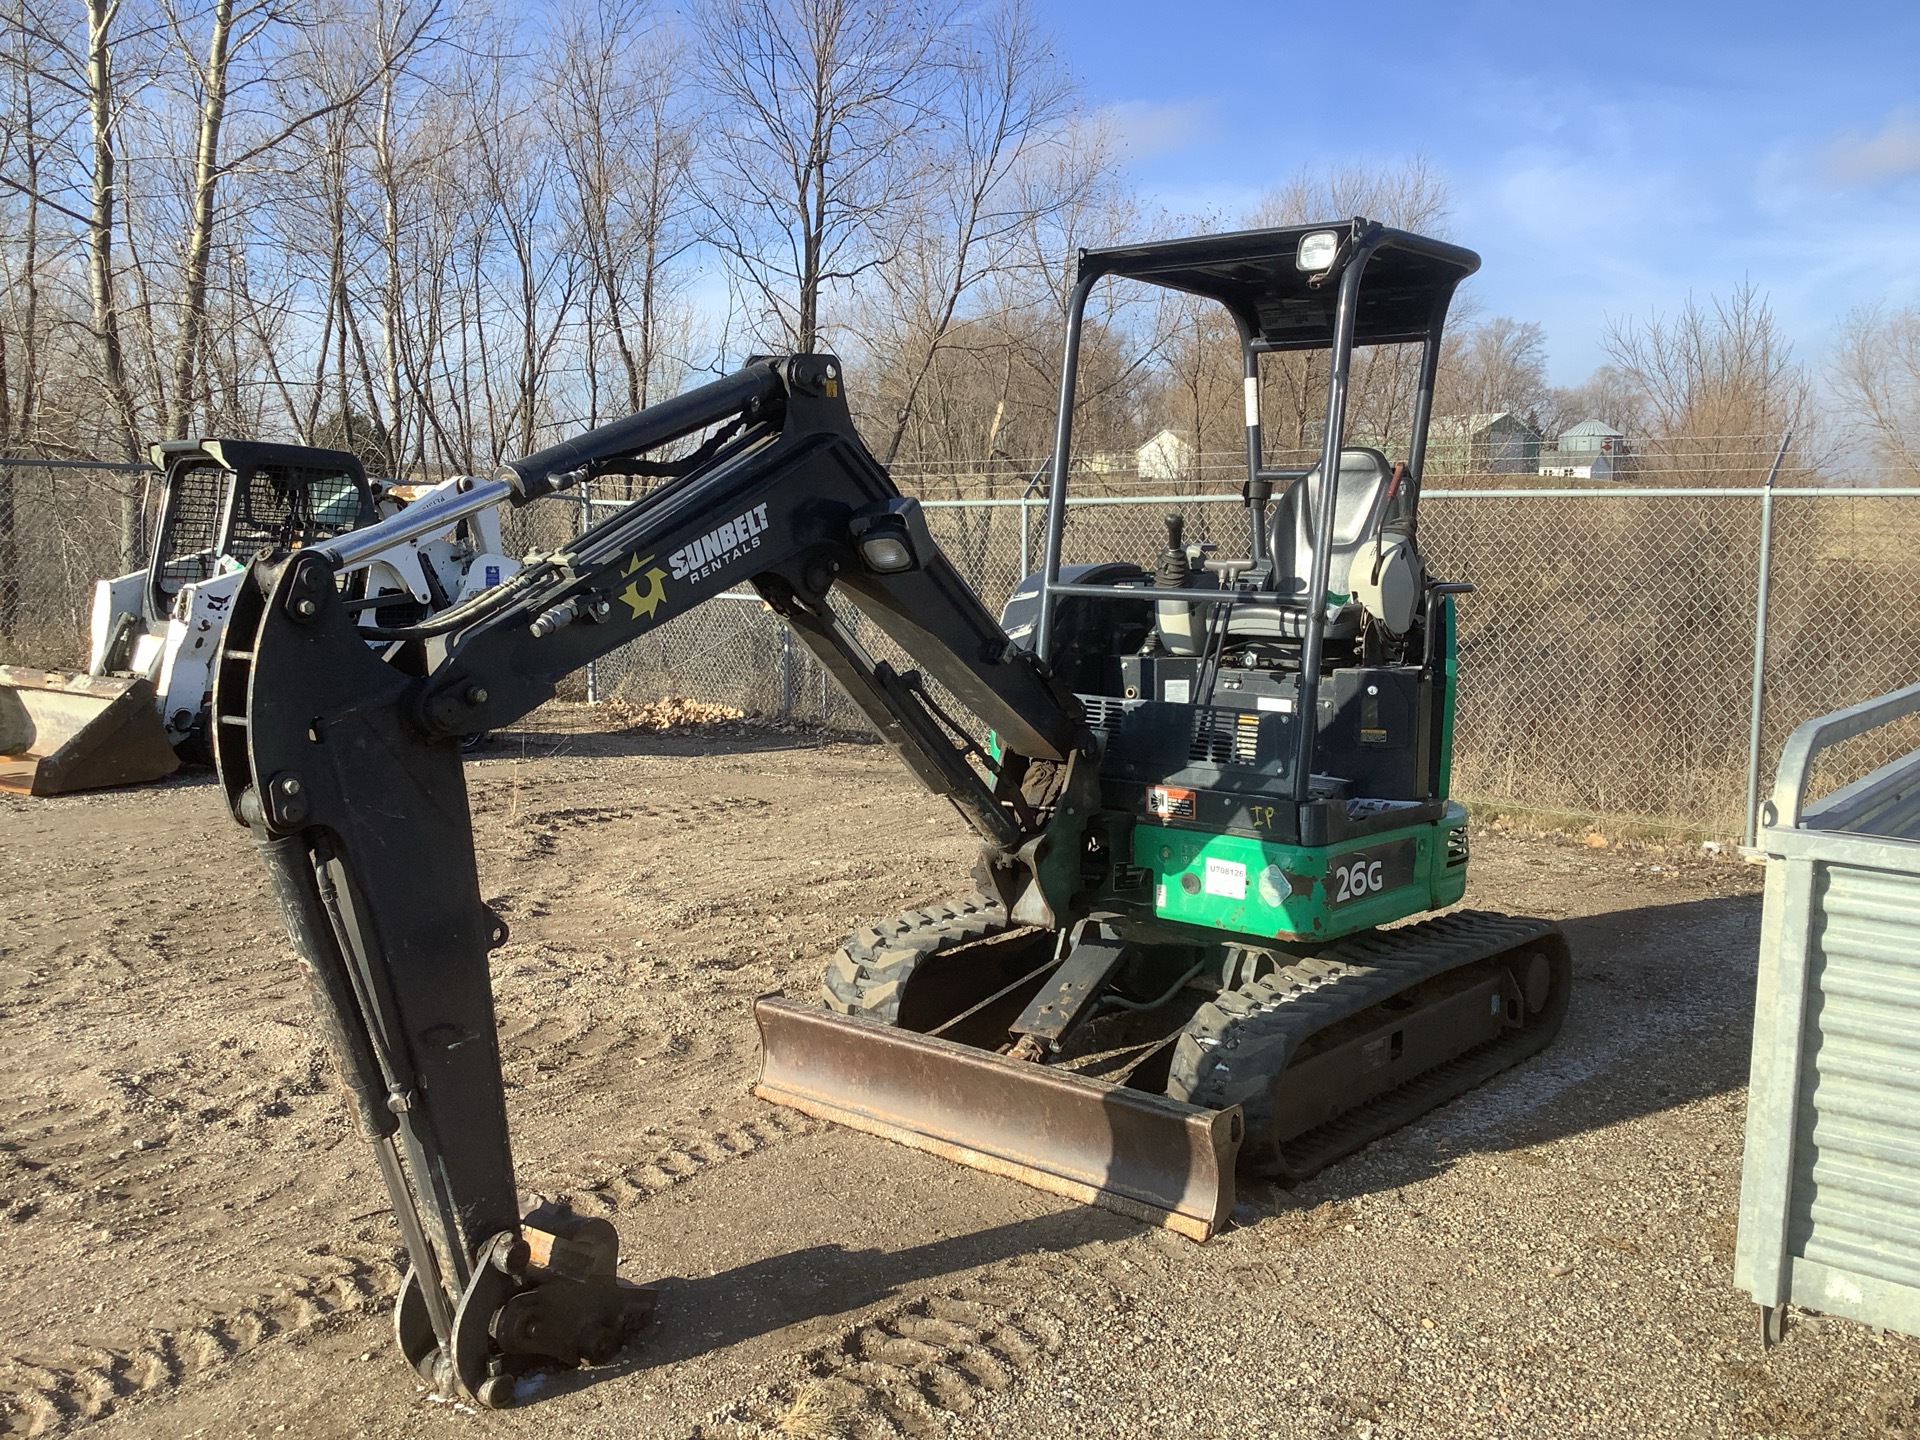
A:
[
  {"xmin": 85, "ymin": 0, "xmax": 143, "ymax": 564},
  {"xmin": 168, "ymin": 0, "xmax": 234, "ymax": 440}
]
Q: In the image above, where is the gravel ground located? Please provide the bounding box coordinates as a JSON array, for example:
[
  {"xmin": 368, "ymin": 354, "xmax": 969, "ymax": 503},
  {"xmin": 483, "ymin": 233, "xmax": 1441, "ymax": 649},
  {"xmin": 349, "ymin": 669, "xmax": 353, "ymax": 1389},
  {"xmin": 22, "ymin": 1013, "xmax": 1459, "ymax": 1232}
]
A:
[{"xmin": 1, "ymin": 712, "xmax": 1914, "ymax": 1440}]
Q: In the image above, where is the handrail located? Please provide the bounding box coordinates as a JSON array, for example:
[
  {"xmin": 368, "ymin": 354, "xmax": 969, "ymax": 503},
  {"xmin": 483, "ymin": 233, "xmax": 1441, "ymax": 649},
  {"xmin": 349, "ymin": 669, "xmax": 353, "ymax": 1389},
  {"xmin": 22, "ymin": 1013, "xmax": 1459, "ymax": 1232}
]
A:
[
  {"xmin": 1764, "ymin": 680, "xmax": 1920, "ymax": 831},
  {"xmin": 1045, "ymin": 581, "xmax": 1305, "ymax": 608}
]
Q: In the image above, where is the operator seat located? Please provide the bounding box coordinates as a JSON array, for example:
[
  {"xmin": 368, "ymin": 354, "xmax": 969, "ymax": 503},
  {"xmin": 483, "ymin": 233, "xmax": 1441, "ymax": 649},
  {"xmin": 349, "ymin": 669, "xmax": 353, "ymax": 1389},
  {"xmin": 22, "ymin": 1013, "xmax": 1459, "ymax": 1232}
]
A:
[{"xmin": 1232, "ymin": 447, "xmax": 1394, "ymax": 642}]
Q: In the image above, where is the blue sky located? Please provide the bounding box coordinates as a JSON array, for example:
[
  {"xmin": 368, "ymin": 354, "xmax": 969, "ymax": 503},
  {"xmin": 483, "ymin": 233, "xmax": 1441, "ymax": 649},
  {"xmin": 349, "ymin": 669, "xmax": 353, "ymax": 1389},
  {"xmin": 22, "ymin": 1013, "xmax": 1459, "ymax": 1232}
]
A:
[{"xmin": 1047, "ymin": 0, "xmax": 1920, "ymax": 385}]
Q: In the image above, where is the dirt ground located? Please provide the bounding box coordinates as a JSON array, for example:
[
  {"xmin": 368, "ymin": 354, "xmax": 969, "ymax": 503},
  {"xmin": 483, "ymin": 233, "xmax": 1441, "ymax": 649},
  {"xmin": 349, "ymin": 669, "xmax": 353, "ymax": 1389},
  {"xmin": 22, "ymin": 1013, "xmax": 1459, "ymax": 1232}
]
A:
[{"xmin": 2, "ymin": 713, "xmax": 1916, "ymax": 1440}]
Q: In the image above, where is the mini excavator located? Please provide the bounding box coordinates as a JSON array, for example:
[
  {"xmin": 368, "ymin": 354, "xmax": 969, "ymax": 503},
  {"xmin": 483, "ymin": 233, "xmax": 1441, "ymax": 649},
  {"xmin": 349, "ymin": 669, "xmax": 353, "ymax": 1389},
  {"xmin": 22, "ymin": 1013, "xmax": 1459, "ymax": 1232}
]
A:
[{"xmin": 214, "ymin": 220, "xmax": 1571, "ymax": 1405}]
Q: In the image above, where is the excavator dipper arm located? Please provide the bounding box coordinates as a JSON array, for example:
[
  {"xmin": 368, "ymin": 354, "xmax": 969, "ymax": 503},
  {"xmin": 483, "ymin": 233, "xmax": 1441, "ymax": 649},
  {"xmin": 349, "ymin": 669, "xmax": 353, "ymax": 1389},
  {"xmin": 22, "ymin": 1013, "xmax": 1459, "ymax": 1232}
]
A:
[{"xmin": 211, "ymin": 354, "xmax": 1090, "ymax": 1404}]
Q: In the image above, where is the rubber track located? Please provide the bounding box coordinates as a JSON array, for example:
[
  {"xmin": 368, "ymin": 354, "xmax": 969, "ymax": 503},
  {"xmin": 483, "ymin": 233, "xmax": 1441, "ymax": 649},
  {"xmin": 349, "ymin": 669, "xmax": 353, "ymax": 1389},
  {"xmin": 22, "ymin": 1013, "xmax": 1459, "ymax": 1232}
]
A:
[
  {"xmin": 820, "ymin": 892, "xmax": 1016, "ymax": 1022},
  {"xmin": 1167, "ymin": 909, "xmax": 1569, "ymax": 1181}
]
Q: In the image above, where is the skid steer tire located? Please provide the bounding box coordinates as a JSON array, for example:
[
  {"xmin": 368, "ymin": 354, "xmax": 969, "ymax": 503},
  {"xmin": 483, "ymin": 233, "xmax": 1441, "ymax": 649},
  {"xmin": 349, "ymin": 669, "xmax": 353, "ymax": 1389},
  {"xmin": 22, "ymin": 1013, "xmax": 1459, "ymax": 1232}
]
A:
[{"xmin": 821, "ymin": 892, "xmax": 1011, "ymax": 1024}]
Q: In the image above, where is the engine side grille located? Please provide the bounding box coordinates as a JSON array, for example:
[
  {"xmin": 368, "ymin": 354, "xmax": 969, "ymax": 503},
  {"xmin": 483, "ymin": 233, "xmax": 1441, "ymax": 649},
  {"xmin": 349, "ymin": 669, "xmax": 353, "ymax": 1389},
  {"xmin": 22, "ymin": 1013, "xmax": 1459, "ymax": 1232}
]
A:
[{"xmin": 1189, "ymin": 708, "xmax": 1262, "ymax": 766}]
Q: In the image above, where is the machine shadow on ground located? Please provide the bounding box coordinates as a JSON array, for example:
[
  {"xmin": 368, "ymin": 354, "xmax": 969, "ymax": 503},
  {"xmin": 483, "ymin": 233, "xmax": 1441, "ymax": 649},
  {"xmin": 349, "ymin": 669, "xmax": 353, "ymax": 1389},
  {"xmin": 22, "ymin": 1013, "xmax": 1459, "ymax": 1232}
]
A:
[
  {"xmin": 532, "ymin": 889, "xmax": 1764, "ymax": 1405},
  {"xmin": 1266, "ymin": 890, "xmax": 1765, "ymax": 1211},
  {"xmin": 524, "ymin": 1206, "xmax": 1137, "ymax": 1399}
]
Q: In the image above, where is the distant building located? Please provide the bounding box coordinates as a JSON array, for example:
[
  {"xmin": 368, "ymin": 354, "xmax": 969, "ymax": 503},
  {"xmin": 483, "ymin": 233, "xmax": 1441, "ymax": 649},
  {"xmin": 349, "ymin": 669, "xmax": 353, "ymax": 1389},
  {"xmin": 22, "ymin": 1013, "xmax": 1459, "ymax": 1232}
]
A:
[
  {"xmin": 1426, "ymin": 413, "xmax": 1542, "ymax": 474},
  {"xmin": 1136, "ymin": 428, "xmax": 1195, "ymax": 482},
  {"xmin": 1537, "ymin": 419, "xmax": 1628, "ymax": 479}
]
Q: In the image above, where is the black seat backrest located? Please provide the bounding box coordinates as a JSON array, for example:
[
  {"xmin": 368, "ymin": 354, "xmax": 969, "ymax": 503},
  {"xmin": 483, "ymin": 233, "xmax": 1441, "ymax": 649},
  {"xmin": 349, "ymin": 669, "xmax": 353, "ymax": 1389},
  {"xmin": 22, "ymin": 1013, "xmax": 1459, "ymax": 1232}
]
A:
[{"xmin": 1268, "ymin": 447, "xmax": 1393, "ymax": 598}]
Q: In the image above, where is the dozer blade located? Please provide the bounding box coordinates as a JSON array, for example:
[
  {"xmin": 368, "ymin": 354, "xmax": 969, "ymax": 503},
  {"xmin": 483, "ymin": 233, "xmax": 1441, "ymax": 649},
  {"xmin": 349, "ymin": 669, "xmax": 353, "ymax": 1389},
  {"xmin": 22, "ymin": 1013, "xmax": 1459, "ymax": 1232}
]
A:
[
  {"xmin": 753, "ymin": 998, "xmax": 1241, "ymax": 1240},
  {"xmin": 0, "ymin": 667, "xmax": 180, "ymax": 796}
]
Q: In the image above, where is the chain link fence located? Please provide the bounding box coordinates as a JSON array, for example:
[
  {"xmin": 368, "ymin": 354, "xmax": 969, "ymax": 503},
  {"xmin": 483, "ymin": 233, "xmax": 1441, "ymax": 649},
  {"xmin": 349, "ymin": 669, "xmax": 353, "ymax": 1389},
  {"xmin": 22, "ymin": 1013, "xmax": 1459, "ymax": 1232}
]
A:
[
  {"xmin": 563, "ymin": 479, "xmax": 1920, "ymax": 840},
  {"xmin": 0, "ymin": 460, "xmax": 150, "ymax": 671},
  {"xmin": 7, "ymin": 453, "xmax": 1919, "ymax": 840}
]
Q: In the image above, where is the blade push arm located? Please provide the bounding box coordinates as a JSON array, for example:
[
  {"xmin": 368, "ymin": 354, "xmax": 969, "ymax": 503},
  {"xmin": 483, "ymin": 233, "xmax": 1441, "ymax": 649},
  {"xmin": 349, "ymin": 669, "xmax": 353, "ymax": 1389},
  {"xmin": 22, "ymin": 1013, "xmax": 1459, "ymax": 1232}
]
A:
[{"xmin": 213, "ymin": 353, "xmax": 1091, "ymax": 1403}]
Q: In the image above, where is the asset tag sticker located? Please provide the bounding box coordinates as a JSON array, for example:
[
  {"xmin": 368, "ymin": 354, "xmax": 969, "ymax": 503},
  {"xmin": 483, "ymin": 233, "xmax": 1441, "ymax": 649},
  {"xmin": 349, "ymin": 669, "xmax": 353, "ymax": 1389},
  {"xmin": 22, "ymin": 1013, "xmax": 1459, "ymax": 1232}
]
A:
[{"xmin": 1203, "ymin": 856, "xmax": 1247, "ymax": 900}]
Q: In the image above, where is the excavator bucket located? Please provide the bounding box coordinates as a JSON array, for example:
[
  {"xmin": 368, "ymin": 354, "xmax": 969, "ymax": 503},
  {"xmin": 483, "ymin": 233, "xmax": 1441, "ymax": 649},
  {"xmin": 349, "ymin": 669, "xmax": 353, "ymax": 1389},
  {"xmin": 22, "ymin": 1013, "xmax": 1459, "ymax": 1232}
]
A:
[
  {"xmin": 0, "ymin": 667, "xmax": 180, "ymax": 796},
  {"xmin": 753, "ymin": 998, "xmax": 1241, "ymax": 1240}
]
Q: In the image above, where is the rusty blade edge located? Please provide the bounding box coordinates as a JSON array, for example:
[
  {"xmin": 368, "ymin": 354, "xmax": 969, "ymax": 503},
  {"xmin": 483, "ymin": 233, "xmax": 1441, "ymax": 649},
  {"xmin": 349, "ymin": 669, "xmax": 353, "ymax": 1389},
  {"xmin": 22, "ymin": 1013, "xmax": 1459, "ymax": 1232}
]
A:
[
  {"xmin": 751, "ymin": 998, "xmax": 1236, "ymax": 1241},
  {"xmin": 752, "ymin": 1081, "xmax": 1221, "ymax": 1241}
]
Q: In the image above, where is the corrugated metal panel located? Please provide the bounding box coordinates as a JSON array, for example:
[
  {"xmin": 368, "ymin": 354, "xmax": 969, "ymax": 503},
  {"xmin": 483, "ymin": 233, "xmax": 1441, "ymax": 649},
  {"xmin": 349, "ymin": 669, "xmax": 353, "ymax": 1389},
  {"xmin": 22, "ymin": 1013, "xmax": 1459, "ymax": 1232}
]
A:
[
  {"xmin": 1785, "ymin": 864, "xmax": 1920, "ymax": 1303},
  {"xmin": 1739, "ymin": 684, "xmax": 1920, "ymax": 1342},
  {"xmin": 1855, "ymin": 784, "xmax": 1920, "ymax": 839}
]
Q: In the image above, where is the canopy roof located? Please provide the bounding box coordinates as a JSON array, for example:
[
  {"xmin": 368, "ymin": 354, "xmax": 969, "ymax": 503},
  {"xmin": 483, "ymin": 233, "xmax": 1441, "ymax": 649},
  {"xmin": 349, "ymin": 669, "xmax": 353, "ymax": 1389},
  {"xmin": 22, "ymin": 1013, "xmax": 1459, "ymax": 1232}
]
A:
[{"xmin": 1079, "ymin": 220, "xmax": 1481, "ymax": 352}]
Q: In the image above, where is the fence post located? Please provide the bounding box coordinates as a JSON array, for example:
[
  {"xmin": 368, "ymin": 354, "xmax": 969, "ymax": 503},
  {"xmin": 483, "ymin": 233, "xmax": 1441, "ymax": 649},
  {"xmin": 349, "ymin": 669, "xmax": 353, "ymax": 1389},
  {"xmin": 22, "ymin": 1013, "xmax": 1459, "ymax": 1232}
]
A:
[
  {"xmin": 779, "ymin": 622, "xmax": 794, "ymax": 721},
  {"xmin": 1742, "ymin": 429, "xmax": 1793, "ymax": 850},
  {"xmin": 580, "ymin": 485, "xmax": 600, "ymax": 704},
  {"xmin": 1018, "ymin": 497, "xmax": 1030, "ymax": 580}
]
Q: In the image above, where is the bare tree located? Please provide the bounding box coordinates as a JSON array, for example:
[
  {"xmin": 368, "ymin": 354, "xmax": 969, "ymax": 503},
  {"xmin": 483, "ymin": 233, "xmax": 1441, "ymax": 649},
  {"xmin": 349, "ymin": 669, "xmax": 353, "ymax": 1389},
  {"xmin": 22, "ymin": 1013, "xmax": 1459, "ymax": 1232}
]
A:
[
  {"xmin": 1250, "ymin": 156, "xmax": 1451, "ymax": 237},
  {"xmin": 854, "ymin": 0, "xmax": 1098, "ymax": 465},
  {"xmin": 153, "ymin": 0, "xmax": 443, "ymax": 439},
  {"xmin": 1832, "ymin": 303, "xmax": 1920, "ymax": 479},
  {"xmin": 1438, "ymin": 316, "xmax": 1549, "ymax": 423},
  {"xmin": 1603, "ymin": 281, "xmax": 1814, "ymax": 481},
  {"xmin": 83, "ymin": 0, "xmax": 139, "ymax": 463},
  {"xmin": 1543, "ymin": 363, "xmax": 1650, "ymax": 440},
  {"xmin": 694, "ymin": 0, "xmax": 955, "ymax": 354},
  {"xmin": 546, "ymin": 0, "xmax": 697, "ymax": 420}
]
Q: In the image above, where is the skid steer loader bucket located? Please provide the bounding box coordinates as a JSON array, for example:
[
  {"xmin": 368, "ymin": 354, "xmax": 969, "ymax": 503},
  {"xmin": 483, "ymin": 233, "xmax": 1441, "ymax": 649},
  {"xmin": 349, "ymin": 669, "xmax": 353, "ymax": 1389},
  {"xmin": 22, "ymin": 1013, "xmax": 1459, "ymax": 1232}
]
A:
[
  {"xmin": 0, "ymin": 667, "xmax": 180, "ymax": 796},
  {"xmin": 753, "ymin": 998, "xmax": 1241, "ymax": 1240}
]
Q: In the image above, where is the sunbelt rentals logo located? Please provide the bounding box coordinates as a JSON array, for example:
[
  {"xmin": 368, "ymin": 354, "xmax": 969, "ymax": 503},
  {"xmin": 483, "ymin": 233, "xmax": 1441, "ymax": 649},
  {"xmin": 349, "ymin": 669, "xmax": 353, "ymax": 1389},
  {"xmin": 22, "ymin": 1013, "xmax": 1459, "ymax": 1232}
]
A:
[{"xmin": 670, "ymin": 503, "xmax": 770, "ymax": 583}]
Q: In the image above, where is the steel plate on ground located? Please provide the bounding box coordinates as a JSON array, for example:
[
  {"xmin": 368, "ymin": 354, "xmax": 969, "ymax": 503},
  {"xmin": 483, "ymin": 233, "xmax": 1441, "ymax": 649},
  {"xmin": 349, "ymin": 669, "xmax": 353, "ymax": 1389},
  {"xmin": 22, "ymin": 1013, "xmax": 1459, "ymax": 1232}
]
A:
[{"xmin": 752, "ymin": 996, "xmax": 1239, "ymax": 1240}]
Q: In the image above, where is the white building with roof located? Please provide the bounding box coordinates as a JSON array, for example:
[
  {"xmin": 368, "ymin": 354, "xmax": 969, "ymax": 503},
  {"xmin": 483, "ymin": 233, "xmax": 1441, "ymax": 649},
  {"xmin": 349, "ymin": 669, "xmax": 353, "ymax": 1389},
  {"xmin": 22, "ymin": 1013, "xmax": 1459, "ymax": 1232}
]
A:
[
  {"xmin": 1538, "ymin": 419, "xmax": 1628, "ymax": 479},
  {"xmin": 1136, "ymin": 429, "xmax": 1195, "ymax": 482}
]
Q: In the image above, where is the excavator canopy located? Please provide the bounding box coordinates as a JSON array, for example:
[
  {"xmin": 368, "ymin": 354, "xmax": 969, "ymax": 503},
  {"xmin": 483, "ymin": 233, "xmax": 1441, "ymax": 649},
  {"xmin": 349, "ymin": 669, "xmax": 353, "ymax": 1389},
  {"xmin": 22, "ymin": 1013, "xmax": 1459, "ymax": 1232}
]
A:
[{"xmin": 1079, "ymin": 220, "xmax": 1481, "ymax": 350}]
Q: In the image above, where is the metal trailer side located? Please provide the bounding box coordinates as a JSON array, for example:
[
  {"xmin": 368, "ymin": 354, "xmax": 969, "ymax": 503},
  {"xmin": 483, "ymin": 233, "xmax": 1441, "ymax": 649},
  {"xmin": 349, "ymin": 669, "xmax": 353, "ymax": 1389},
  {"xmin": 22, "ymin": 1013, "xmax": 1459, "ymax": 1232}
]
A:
[{"xmin": 1735, "ymin": 680, "xmax": 1920, "ymax": 1344}]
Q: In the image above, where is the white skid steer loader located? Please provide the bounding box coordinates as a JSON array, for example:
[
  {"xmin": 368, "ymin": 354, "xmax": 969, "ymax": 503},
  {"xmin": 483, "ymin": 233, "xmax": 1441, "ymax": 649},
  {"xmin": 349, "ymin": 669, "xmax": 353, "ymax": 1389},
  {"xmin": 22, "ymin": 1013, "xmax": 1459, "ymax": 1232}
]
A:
[{"xmin": 0, "ymin": 439, "xmax": 520, "ymax": 796}]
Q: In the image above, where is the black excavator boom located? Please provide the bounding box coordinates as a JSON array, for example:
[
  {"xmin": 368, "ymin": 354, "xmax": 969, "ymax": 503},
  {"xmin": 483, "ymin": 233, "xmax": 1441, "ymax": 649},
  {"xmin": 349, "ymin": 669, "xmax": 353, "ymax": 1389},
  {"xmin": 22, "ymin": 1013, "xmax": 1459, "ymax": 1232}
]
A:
[{"xmin": 213, "ymin": 353, "xmax": 1099, "ymax": 1405}]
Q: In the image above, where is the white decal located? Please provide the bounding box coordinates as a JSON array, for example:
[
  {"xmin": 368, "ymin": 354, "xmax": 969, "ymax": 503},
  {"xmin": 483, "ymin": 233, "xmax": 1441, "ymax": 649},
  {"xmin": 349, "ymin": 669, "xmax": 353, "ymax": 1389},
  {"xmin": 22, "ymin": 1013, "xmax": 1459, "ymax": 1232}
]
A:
[
  {"xmin": 669, "ymin": 503, "xmax": 771, "ymax": 582},
  {"xmin": 1331, "ymin": 857, "xmax": 1386, "ymax": 903},
  {"xmin": 1163, "ymin": 678, "xmax": 1190, "ymax": 704},
  {"xmin": 1202, "ymin": 856, "xmax": 1246, "ymax": 900}
]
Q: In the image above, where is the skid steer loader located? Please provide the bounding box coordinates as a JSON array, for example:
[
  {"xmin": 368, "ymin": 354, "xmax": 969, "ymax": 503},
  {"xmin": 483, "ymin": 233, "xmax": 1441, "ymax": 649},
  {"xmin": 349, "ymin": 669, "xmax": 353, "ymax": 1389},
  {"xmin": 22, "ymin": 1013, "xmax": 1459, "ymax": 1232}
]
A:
[
  {"xmin": 0, "ymin": 439, "xmax": 518, "ymax": 796},
  {"xmin": 210, "ymin": 218, "xmax": 1571, "ymax": 1406}
]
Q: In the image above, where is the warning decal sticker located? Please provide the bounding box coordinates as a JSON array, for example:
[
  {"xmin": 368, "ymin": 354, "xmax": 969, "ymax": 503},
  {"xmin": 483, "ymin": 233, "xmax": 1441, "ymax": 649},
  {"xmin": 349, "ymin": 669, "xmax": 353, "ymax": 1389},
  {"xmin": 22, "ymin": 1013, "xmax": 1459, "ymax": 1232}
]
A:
[{"xmin": 1146, "ymin": 786, "xmax": 1196, "ymax": 821}]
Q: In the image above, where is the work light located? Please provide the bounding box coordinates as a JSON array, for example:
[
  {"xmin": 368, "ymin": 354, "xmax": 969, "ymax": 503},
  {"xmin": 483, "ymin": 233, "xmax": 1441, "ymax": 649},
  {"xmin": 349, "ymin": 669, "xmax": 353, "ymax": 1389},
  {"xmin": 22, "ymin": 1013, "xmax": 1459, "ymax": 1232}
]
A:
[
  {"xmin": 1296, "ymin": 230, "xmax": 1338, "ymax": 271},
  {"xmin": 858, "ymin": 530, "xmax": 915, "ymax": 573}
]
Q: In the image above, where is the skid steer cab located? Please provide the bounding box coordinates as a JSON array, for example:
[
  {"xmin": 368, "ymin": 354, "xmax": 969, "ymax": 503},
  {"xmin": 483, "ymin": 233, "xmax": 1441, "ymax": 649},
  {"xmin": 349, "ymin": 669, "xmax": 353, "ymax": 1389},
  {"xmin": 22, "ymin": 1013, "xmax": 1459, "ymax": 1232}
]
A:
[
  {"xmin": 213, "ymin": 217, "xmax": 1569, "ymax": 1408},
  {"xmin": 0, "ymin": 439, "xmax": 519, "ymax": 796}
]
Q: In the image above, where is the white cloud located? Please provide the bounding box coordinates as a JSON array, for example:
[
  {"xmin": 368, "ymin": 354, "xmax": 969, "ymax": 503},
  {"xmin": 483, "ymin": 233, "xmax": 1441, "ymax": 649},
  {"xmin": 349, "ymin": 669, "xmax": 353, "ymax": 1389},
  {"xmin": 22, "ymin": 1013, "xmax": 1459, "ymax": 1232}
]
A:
[
  {"xmin": 1824, "ymin": 112, "xmax": 1920, "ymax": 186},
  {"xmin": 1092, "ymin": 98, "xmax": 1214, "ymax": 161}
]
